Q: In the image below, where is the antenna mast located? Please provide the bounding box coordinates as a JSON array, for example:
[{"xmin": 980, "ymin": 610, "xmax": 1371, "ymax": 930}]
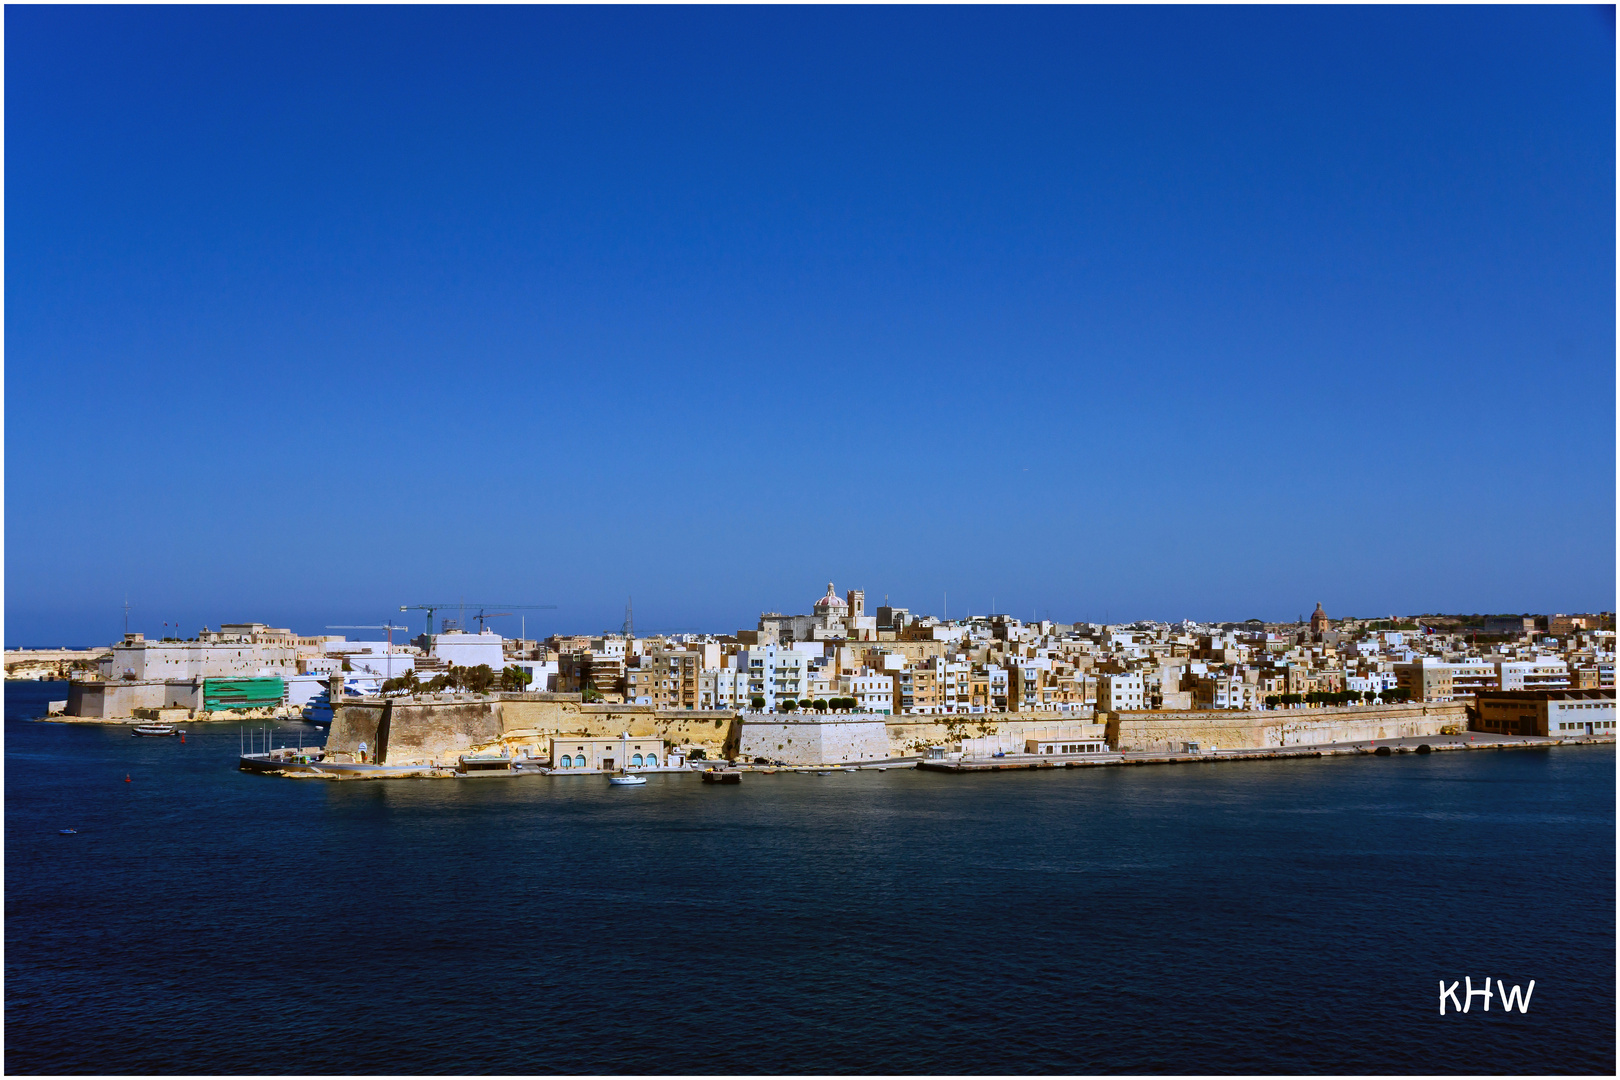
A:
[{"xmin": 623, "ymin": 596, "xmax": 634, "ymax": 638}]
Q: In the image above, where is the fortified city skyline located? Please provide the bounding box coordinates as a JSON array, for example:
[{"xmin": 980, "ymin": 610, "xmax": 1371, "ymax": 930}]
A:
[{"xmin": 4, "ymin": 6, "xmax": 1611, "ymax": 1076}]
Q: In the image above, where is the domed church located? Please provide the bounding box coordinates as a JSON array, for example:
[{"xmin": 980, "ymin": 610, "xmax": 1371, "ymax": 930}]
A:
[{"xmin": 813, "ymin": 583, "xmax": 849, "ymax": 619}]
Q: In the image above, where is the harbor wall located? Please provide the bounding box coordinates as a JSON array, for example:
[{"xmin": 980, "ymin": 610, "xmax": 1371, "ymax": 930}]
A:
[
  {"xmin": 65, "ymin": 680, "xmax": 200, "ymax": 718},
  {"xmin": 881, "ymin": 716, "xmax": 1105, "ymax": 756},
  {"xmin": 328, "ymin": 694, "xmax": 742, "ymax": 765},
  {"xmin": 737, "ymin": 718, "xmax": 891, "ymax": 765},
  {"xmin": 1103, "ymin": 701, "xmax": 1467, "ymax": 752},
  {"xmin": 327, "ymin": 695, "xmax": 1464, "ymax": 765}
]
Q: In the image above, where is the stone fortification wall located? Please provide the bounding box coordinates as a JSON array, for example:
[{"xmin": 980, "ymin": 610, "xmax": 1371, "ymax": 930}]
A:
[
  {"xmin": 327, "ymin": 698, "xmax": 503, "ymax": 764},
  {"xmin": 1104, "ymin": 702, "xmax": 1466, "ymax": 752},
  {"xmin": 68, "ymin": 681, "xmax": 154, "ymax": 718},
  {"xmin": 499, "ymin": 699, "xmax": 739, "ymax": 758},
  {"xmin": 960, "ymin": 722, "xmax": 1107, "ymax": 757},
  {"xmin": 328, "ymin": 698, "xmax": 1465, "ymax": 765},
  {"xmin": 881, "ymin": 714, "xmax": 1104, "ymax": 756},
  {"xmin": 737, "ymin": 718, "xmax": 891, "ymax": 765},
  {"xmin": 329, "ymin": 693, "xmax": 741, "ymax": 764},
  {"xmin": 65, "ymin": 680, "xmax": 182, "ymax": 719},
  {"xmin": 6, "ymin": 648, "xmax": 110, "ymax": 681},
  {"xmin": 327, "ymin": 700, "xmax": 388, "ymax": 760}
]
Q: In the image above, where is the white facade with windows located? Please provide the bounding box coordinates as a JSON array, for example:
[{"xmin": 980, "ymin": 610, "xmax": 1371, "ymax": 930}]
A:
[
  {"xmin": 739, "ymin": 645, "xmax": 810, "ymax": 712},
  {"xmin": 1097, "ymin": 672, "xmax": 1145, "ymax": 712},
  {"xmin": 1548, "ymin": 697, "xmax": 1615, "ymax": 736},
  {"xmin": 548, "ymin": 735, "xmax": 668, "ymax": 771},
  {"xmin": 1496, "ymin": 658, "xmax": 1570, "ymax": 692},
  {"xmin": 841, "ymin": 671, "xmax": 896, "ymax": 714},
  {"xmin": 1347, "ymin": 672, "xmax": 1399, "ymax": 695}
]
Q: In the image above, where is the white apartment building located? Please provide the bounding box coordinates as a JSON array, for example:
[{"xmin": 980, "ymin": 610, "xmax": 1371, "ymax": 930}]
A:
[
  {"xmin": 987, "ymin": 665, "xmax": 1008, "ymax": 711},
  {"xmin": 842, "ymin": 670, "xmax": 896, "ymax": 714},
  {"xmin": 704, "ymin": 668, "xmax": 753, "ymax": 710},
  {"xmin": 1191, "ymin": 673, "xmax": 1257, "ymax": 710},
  {"xmin": 1097, "ymin": 672, "xmax": 1146, "ymax": 712},
  {"xmin": 1347, "ymin": 672, "xmax": 1399, "ymax": 695},
  {"xmin": 1446, "ymin": 660, "xmax": 1498, "ymax": 699},
  {"xmin": 944, "ymin": 659, "xmax": 971, "ymax": 712},
  {"xmin": 739, "ymin": 645, "xmax": 810, "ymax": 711},
  {"xmin": 1497, "ymin": 657, "xmax": 1570, "ymax": 691}
]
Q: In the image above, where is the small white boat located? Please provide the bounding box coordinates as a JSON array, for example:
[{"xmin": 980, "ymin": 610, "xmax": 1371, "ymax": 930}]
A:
[
  {"xmin": 131, "ymin": 724, "xmax": 178, "ymax": 737},
  {"xmin": 608, "ymin": 774, "xmax": 647, "ymax": 786}
]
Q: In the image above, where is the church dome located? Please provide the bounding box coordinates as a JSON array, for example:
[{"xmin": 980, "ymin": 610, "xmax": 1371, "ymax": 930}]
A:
[
  {"xmin": 814, "ymin": 582, "xmax": 848, "ymax": 613},
  {"xmin": 1310, "ymin": 603, "xmax": 1329, "ymax": 631}
]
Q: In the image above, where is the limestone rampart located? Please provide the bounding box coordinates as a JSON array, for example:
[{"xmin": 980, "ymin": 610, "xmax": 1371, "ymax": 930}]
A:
[
  {"xmin": 327, "ymin": 696, "xmax": 1465, "ymax": 766},
  {"xmin": 1103, "ymin": 702, "xmax": 1467, "ymax": 752},
  {"xmin": 881, "ymin": 715, "xmax": 1106, "ymax": 756},
  {"xmin": 6, "ymin": 648, "xmax": 110, "ymax": 680},
  {"xmin": 737, "ymin": 717, "xmax": 891, "ymax": 765},
  {"xmin": 330, "ymin": 693, "xmax": 743, "ymax": 764}
]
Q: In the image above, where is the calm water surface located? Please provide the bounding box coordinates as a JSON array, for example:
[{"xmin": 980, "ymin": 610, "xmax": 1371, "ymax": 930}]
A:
[{"xmin": 6, "ymin": 682, "xmax": 1614, "ymax": 1073}]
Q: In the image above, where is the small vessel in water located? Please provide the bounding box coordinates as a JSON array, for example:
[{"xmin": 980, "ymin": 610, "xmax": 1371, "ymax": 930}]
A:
[
  {"xmin": 701, "ymin": 769, "xmax": 742, "ymax": 784},
  {"xmin": 59, "ymin": 828, "xmax": 77, "ymax": 835},
  {"xmin": 608, "ymin": 774, "xmax": 647, "ymax": 786},
  {"xmin": 132, "ymin": 724, "xmax": 179, "ymax": 737}
]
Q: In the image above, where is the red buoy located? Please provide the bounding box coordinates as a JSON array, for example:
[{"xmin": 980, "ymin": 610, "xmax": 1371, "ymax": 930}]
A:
[{"xmin": 124, "ymin": 774, "xmax": 131, "ymax": 783}]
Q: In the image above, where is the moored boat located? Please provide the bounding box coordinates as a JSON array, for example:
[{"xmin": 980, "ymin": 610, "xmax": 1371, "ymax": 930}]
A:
[
  {"xmin": 608, "ymin": 774, "xmax": 647, "ymax": 786},
  {"xmin": 132, "ymin": 724, "xmax": 179, "ymax": 737}
]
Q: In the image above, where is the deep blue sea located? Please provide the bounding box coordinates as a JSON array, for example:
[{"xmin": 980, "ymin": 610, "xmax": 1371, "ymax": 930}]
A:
[{"xmin": 6, "ymin": 681, "xmax": 1614, "ymax": 1074}]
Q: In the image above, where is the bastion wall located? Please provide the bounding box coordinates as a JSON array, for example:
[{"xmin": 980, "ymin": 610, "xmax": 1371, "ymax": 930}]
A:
[
  {"xmin": 327, "ymin": 696, "xmax": 1468, "ymax": 765},
  {"xmin": 328, "ymin": 694, "xmax": 740, "ymax": 765},
  {"xmin": 736, "ymin": 718, "xmax": 891, "ymax": 765},
  {"xmin": 1103, "ymin": 701, "xmax": 1467, "ymax": 752}
]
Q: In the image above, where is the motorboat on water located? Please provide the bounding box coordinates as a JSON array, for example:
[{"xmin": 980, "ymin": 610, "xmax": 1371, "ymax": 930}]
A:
[
  {"xmin": 608, "ymin": 774, "xmax": 647, "ymax": 786},
  {"xmin": 132, "ymin": 724, "xmax": 179, "ymax": 737}
]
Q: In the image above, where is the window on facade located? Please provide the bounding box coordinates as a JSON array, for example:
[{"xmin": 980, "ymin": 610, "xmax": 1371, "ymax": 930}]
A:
[{"xmin": 574, "ymin": 755, "xmax": 587, "ymax": 768}]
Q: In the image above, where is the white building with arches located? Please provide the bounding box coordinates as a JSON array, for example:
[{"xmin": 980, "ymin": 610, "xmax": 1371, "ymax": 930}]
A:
[{"xmin": 547, "ymin": 734, "xmax": 668, "ymax": 772}]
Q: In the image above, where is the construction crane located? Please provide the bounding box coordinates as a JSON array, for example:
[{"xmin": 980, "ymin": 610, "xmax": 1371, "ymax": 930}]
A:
[
  {"xmin": 327, "ymin": 624, "xmax": 413, "ymax": 648},
  {"xmin": 325, "ymin": 624, "xmax": 415, "ymax": 680},
  {"xmin": 470, "ymin": 610, "xmax": 511, "ymax": 632},
  {"xmin": 400, "ymin": 603, "xmax": 556, "ymax": 638}
]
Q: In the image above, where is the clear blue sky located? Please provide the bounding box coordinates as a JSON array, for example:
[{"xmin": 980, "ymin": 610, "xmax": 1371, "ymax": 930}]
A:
[{"xmin": 6, "ymin": 6, "xmax": 1614, "ymax": 645}]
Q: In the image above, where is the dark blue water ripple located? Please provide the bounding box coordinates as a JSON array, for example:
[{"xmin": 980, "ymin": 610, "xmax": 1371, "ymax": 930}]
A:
[{"xmin": 5, "ymin": 681, "xmax": 1613, "ymax": 1073}]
